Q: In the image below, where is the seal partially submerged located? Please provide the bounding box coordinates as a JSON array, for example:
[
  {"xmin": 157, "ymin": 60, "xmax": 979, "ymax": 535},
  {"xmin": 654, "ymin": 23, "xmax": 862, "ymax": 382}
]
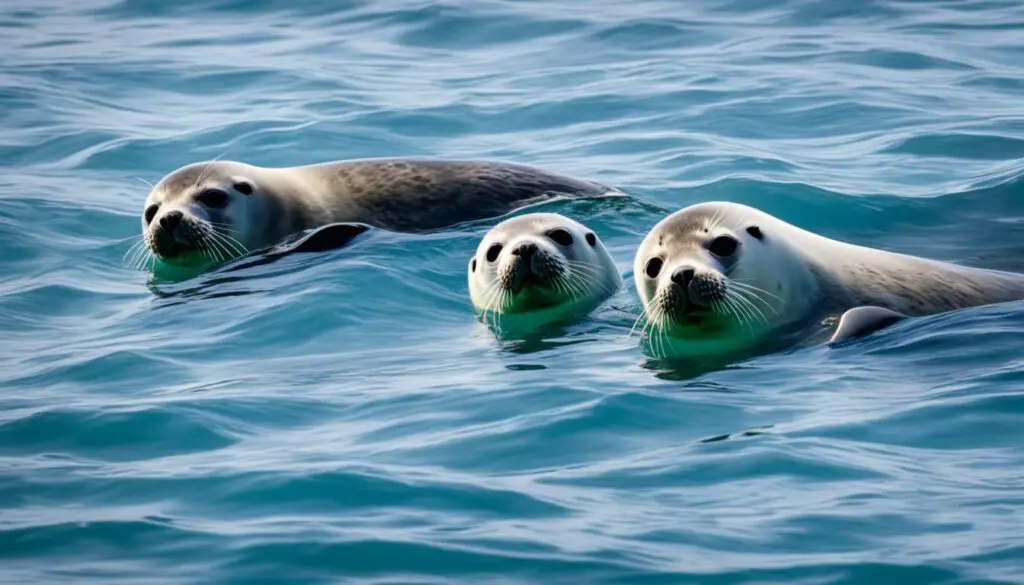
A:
[
  {"xmin": 468, "ymin": 212, "xmax": 622, "ymax": 333},
  {"xmin": 134, "ymin": 158, "xmax": 618, "ymax": 269},
  {"xmin": 633, "ymin": 201, "xmax": 1024, "ymax": 358}
]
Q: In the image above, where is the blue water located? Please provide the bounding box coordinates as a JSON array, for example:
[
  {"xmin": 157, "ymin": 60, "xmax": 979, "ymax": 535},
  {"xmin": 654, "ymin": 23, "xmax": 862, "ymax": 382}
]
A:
[{"xmin": 3, "ymin": 0, "xmax": 1024, "ymax": 583}]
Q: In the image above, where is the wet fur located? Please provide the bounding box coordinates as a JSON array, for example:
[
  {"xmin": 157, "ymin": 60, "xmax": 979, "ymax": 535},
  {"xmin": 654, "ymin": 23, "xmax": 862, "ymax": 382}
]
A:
[
  {"xmin": 141, "ymin": 158, "xmax": 618, "ymax": 265},
  {"xmin": 468, "ymin": 212, "xmax": 622, "ymax": 331},
  {"xmin": 635, "ymin": 201, "xmax": 1024, "ymax": 354}
]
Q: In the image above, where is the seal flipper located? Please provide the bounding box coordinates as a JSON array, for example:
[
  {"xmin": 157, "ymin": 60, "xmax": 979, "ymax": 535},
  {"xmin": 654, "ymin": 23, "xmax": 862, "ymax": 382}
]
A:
[
  {"xmin": 277, "ymin": 222, "xmax": 372, "ymax": 254},
  {"xmin": 828, "ymin": 305, "xmax": 907, "ymax": 345},
  {"xmin": 224, "ymin": 222, "xmax": 372, "ymax": 272}
]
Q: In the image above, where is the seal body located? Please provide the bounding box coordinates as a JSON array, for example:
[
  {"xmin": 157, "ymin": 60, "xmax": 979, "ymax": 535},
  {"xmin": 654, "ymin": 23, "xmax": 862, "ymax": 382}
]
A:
[
  {"xmin": 139, "ymin": 158, "xmax": 617, "ymax": 267},
  {"xmin": 468, "ymin": 212, "xmax": 622, "ymax": 333},
  {"xmin": 633, "ymin": 201, "xmax": 1024, "ymax": 357}
]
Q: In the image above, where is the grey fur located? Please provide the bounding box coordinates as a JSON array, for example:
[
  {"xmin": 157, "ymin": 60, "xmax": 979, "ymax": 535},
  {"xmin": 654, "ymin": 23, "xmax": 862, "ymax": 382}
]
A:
[
  {"xmin": 635, "ymin": 201, "xmax": 1024, "ymax": 351},
  {"xmin": 143, "ymin": 157, "xmax": 618, "ymax": 264}
]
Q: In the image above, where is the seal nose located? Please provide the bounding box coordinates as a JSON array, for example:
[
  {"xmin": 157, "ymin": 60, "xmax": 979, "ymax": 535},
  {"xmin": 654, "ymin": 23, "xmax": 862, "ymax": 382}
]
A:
[
  {"xmin": 159, "ymin": 210, "xmax": 183, "ymax": 233},
  {"xmin": 511, "ymin": 241, "xmax": 538, "ymax": 261},
  {"xmin": 671, "ymin": 266, "xmax": 695, "ymax": 289}
]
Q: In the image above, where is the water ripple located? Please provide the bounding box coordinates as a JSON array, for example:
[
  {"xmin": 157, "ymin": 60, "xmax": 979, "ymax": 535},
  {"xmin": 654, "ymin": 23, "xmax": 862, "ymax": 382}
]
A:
[{"xmin": 3, "ymin": 0, "xmax": 1024, "ymax": 583}]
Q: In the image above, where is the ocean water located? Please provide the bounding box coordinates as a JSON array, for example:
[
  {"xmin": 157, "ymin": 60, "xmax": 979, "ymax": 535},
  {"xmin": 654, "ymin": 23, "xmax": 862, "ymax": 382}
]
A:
[{"xmin": 3, "ymin": 0, "xmax": 1024, "ymax": 583}]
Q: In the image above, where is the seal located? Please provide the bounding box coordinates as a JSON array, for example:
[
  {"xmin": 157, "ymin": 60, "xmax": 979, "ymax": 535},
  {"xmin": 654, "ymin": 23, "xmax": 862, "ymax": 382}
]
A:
[
  {"xmin": 468, "ymin": 212, "xmax": 622, "ymax": 332},
  {"xmin": 632, "ymin": 201, "xmax": 1024, "ymax": 358},
  {"xmin": 137, "ymin": 158, "xmax": 618, "ymax": 268}
]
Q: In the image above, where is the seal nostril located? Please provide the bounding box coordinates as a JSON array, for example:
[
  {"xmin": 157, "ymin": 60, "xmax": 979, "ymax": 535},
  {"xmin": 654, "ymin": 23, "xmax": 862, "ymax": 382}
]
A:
[
  {"xmin": 513, "ymin": 242, "xmax": 537, "ymax": 258},
  {"xmin": 672, "ymin": 267, "xmax": 695, "ymax": 288},
  {"xmin": 159, "ymin": 210, "xmax": 183, "ymax": 232}
]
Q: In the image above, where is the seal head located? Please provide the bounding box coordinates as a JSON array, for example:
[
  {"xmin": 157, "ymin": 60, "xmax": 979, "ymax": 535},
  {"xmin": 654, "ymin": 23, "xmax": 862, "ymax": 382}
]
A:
[
  {"xmin": 141, "ymin": 161, "xmax": 289, "ymax": 268},
  {"xmin": 469, "ymin": 212, "xmax": 622, "ymax": 332},
  {"xmin": 634, "ymin": 202, "xmax": 819, "ymax": 357}
]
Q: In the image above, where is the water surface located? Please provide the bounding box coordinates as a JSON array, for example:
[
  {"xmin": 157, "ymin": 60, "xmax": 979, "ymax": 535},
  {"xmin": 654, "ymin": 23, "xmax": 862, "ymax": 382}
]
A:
[{"xmin": 3, "ymin": 0, "xmax": 1024, "ymax": 583}]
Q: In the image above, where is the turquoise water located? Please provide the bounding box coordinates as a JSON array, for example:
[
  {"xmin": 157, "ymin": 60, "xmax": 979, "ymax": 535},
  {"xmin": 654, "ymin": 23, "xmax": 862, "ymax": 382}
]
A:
[{"xmin": 3, "ymin": 0, "xmax": 1024, "ymax": 583}]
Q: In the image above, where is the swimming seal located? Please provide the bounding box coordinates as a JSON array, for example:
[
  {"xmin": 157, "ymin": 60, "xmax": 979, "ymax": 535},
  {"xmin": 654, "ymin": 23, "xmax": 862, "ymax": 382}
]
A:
[
  {"xmin": 136, "ymin": 158, "xmax": 618, "ymax": 268},
  {"xmin": 632, "ymin": 201, "xmax": 1024, "ymax": 357},
  {"xmin": 468, "ymin": 212, "xmax": 622, "ymax": 332}
]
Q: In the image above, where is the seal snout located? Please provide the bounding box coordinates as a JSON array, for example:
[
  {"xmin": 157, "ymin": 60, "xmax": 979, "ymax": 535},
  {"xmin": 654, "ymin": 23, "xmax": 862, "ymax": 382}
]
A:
[
  {"xmin": 149, "ymin": 208, "xmax": 203, "ymax": 259},
  {"xmin": 511, "ymin": 240, "xmax": 538, "ymax": 264},
  {"xmin": 660, "ymin": 264, "xmax": 727, "ymax": 322},
  {"xmin": 159, "ymin": 210, "xmax": 184, "ymax": 233},
  {"xmin": 500, "ymin": 238, "xmax": 563, "ymax": 294}
]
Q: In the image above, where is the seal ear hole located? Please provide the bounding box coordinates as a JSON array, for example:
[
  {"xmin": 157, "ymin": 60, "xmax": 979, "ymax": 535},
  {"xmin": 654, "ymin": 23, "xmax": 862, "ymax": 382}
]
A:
[
  {"xmin": 586, "ymin": 232, "xmax": 597, "ymax": 246},
  {"xmin": 709, "ymin": 235, "xmax": 739, "ymax": 257},
  {"xmin": 233, "ymin": 181, "xmax": 254, "ymax": 196},
  {"xmin": 547, "ymin": 228, "xmax": 573, "ymax": 246},
  {"xmin": 144, "ymin": 204, "xmax": 159, "ymax": 224},
  {"xmin": 746, "ymin": 225, "xmax": 763, "ymax": 240},
  {"xmin": 470, "ymin": 258, "xmax": 477, "ymax": 272},
  {"xmin": 645, "ymin": 257, "xmax": 664, "ymax": 279},
  {"xmin": 486, "ymin": 243, "xmax": 502, "ymax": 263}
]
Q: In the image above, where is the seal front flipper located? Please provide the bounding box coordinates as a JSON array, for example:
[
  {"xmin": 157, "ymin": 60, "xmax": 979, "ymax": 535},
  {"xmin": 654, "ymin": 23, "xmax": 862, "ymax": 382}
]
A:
[
  {"xmin": 224, "ymin": 222, "xmax": 372, "ymax": 272},
  {"xmin": 278, "ymin": 222, "xmax": 372, "ymax": 255},
  {"xmin": 828, "ymin": 306, "xmax": 908, "ymax": 345}
]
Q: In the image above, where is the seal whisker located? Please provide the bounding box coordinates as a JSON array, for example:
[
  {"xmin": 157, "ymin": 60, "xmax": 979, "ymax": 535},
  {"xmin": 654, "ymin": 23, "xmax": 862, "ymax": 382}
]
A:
[
  {"xmin": 206, "ymin": 227, "xmax": 248, "ymax": 260},
  {"xmin": 568, "ymin": 262, "xmax": 617, "ymax": 297},
  {"xmin": 136, "ymin": 178, "xmax": 155, "ymax": 189},
  {"xmin": 195, "ymin": 230, "xmax": 221, "ymax": 264},
  {"xmin": 194, "ymin": 227, "xmax": 220, "ymax": 263},
  {"xmin": 206, "ymin": 230, "xmax": 232, "ymax": 264},
  {"xmin": 192, "ymin": 148, "xmax": 230, "ymax": 191},
  {"xmin": 197, "ymin": 224, "xmax": 230, "ymax": 264},
  {"xmin": 132, "ymin": 237, "xmax": 156, "ymax": 271},
  {"xmin": 721, "ymin": 296, "xmax": 753, "ymax": 333},
  {"xmin": 728, "ymin": 284, "xmax": 779, "ymax": 318},
  {"xmin": 123, "ymin": 237, "xmax": 148, "ymax": 269},
  {"xmin": 732, "ymin": 285, "xmax": 773, "ymax": 322},
  {"xmin": 627, "ymin": 311, "xmax": 648, "ymax": 339},
  {"xmin": 731, "ymin": 289, "xmax": 769, "ymax": 326},
  {"xmin": 730, "ymin": 280, "xmax": 784, "ymax": 305}
]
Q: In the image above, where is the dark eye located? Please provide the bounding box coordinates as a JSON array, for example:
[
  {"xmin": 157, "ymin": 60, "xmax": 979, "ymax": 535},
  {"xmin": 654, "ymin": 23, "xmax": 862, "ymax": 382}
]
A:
[
  {"xmin": 197, "ymin": 189, "xmax": 229, "ymax": 209},
  {"xmin": 585, "ymin": 233, "xmax": 597, "ymax": 246},
  {"xmin": 709, "ymin": 235, "xmax": 739, "ymax": 257},
  {"xmin": 547, "ymin": 228, "xmax": 573, "ymax": 246},
  {"xmin": 470, "ymin": 258, "xmax": 477, "ymax": 272},
  {"xmin": 746, "ymin": 225, "xmax": 763, "ymax": 240},
  {"xmin": 486, "ymin": 243, "xmax": 502, "ymax": 262},
  {"xmin": 233, "ymin": 181, "xmax": 253, "ymax": 196},
  {"xmin": 645, "ymin": 257, "xmax": 663, "ymax": 279},
  {"xmin": 144, "ymin": 204, "xmax": 159, "ymax": 224}
]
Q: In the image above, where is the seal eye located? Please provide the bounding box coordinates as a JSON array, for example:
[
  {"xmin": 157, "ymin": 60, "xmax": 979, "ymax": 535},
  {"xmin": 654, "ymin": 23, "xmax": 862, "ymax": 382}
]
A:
[
  {"xmin": 586, "ymin": 232, "xmax": 597, "ymax": 246},
  {"xmin": 645, "ymin": 257, "xmax": 663, "ymax": 279},
  {"xmin": 197, "ymin": 189, "xmax": 229, "ymax": 209},
  {"xmin": 746, "ymin": 225, "xmax": 763, "ymax": 240},
  {"xmin": 470, "ymin": 258, "xmax": 477, "ymax": 272},
  {"xmin": 144, "ymin": 204, "xmax": 159, "ymax": 224},
  {"xmin": 233, "ymin": 181, "xmax": 253, "ymax": 196},
  {"xmin": 709, "ymin": 235, "xmax": 739, "ymax": 257},
  {"xmin": 547, "ymin": 228, "xmax": 573, "ymax": 246},
  {"xmin": 486, "ymin": 243, "xmax": 502, "ymax": 263}
]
